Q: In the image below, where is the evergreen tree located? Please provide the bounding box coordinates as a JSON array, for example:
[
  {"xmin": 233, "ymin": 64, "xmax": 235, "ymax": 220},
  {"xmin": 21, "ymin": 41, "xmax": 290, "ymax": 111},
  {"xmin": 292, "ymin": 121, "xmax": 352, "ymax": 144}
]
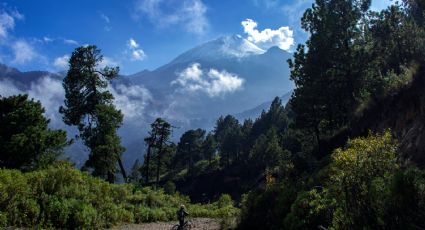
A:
[
  {"xmin": 404, "ymin": 0, "xmax": 425, "ymax": 26},
  {"xmin": 141, "ymin": 118, "xmax": 173, "ymax": 187},
  {"xmin": 249, "ymin": 128, "xmax": 293, "ymax": 177},
  {"xmin": 202, "ymin": 133, "xmax": 217, "ymax": 164},
  {"xmin": 250, "ymin": 97, "xmax": 288, "ymax": 144},
  {"xmin": 0, "ymin": 95, "xmax": 68, "ymax": 171},
  {"xmin": 59, "ymin": 45, "xmax": 126, "ymax": 182},
  {"xmin": 288, "ymin": 0, "xmax": 372, "ymax": 141},
  {"xmin": 175, "ymin": 129, "xmax": 206, "ymax": 177},
  {"xmin": 214, "ymin": 115, "xmax": 242, "ymax": 167}
]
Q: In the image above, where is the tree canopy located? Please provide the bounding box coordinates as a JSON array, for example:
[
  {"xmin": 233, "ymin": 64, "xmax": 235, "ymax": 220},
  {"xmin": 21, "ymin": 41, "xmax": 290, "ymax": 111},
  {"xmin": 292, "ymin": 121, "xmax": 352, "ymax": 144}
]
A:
[{"xmin": 0, "ymin": 95, "xmax": 68, "ymax": 171}]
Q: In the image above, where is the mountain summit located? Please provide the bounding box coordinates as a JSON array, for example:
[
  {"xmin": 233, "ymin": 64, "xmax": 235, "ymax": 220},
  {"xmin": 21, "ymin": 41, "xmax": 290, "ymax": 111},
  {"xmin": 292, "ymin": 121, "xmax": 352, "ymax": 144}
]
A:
[{"xmin": 170, "ymin": 35, "xmax": 266, "ymax": 65}]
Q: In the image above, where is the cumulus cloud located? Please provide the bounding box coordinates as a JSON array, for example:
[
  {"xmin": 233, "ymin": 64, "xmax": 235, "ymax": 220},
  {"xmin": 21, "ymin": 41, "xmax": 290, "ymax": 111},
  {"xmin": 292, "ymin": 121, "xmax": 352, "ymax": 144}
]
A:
[
  {"xmin": 134, "ymin": 0, "xmax": 208, "ymax": 35},
  {"xmin": 11, "ymin": 40, "xmax": 37, "ymax": 64},
  {"xmin": 172, "ymin": 63, "xmax": 244, "ymax": 97},
  {"xmin": 127, "ymin": 38, "xmax": 147, "ymax": 61},
  {"xmin": 241, "ymin": 19, "xmax": 294, "ymax": 50},
  {"xmin": 128, "ymin": 38, "xmax": 138, "ymax": 49},
  {"xmin": 53, "ymin": 54, "xmax": 70, "ymax": 70}
]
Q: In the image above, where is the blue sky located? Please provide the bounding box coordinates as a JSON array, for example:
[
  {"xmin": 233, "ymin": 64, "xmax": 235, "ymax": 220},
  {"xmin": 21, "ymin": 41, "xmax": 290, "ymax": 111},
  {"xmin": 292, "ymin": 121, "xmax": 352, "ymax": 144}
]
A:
[{"xmin": 0, "ymin": 0, "xmax": 392, "ymax": 75}]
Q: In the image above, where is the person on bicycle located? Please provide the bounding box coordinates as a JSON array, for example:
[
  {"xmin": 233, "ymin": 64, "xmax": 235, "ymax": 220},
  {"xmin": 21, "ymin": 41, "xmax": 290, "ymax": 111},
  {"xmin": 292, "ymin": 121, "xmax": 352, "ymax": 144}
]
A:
[{"xmin": 177, "ymin": 204, "xmax": 189, "ymax": 229}]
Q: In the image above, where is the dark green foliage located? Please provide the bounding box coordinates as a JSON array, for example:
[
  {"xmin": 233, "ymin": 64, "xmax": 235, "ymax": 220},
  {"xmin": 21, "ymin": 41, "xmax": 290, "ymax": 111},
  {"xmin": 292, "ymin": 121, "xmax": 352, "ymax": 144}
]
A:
[
  {"xmin": 250, "ymin": 97, "xmax": 288, "ymax": 141},
  {"xmin": 202, "ymin": 133, "xmax": 217, "ymax": 163},
  {"xmin": 289, "ymin": 0, "xmax": 372, "ymax": 140},
  {"xmin": 384, "ymin": 168, "xmax": 425, "ymax": 229},
  {"xmin": 141, "ymin": 118, "xmax": 174, "ymax": 187},
  {"xmin": 238, "ymin": 184, "xmax": 298, "ymax": 230},
  {"xmin": 59, "ymin": 45, "xmax": 125, "ymax": 182},
  {"xmin": 249, "ymin": 128, "xmax": 293, "ymax": 177},
  {"xmin": 214, "ymin": 115, "xmax": 242, "ymax": 167},
  {"xmin": 403, "ymin": 0, "xmax": 425, "ymax": 26},
  {"xmin": 164, "ymin": 96, "xmax": 295, "ymax": 202},
  {"xmin": 174, "ymin": 129, "xmax": 206, "ymax": 177},
  {"xmin": 0, "ymin": 95, "xmax": 68, "ymax": 171},
  {"xmin": 239, "ymin": 132, "xmax": 425, "ymax": 229}
]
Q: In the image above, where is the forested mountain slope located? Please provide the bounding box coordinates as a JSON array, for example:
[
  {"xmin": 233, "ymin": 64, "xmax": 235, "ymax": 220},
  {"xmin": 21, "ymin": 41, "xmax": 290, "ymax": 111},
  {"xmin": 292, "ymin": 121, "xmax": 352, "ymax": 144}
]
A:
[{"xmin": 353, "ymin": 65, "xmax": 425, "ymax": 166}]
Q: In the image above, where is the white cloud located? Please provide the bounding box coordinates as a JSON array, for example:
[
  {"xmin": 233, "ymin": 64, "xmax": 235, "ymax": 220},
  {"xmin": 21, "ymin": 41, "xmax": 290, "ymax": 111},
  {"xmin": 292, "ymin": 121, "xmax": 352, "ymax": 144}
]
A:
[
  {"xmin": 127, "ymin": 38, "xmax": 147, "ymax": 61},
  {"xmin": 63, "ymin": 39, "xmax": 79, "ymax": 46},
  {"xmin": 0, "ymin": 12, "xmax": 15, "ymax": 39},
  {"xmin": 100, "ymin": 13, "xmax": 112, "ymax": 31},
  {"xmin": 131, "ymin": 49, "xmax": 146, "ymax": 61},
  {"xmin": 0, "ymin": 9, "xmax": 23, "ymax": 40},
  {"xmin": 0, "ymin": 79, "xmax": 23, "ymax": 96},
  {"xmin": 134, "ymin": 0, "xmax": 208, "ymax": 35},
  {"xmin": 172, "ymin": 63, "xmax": 244, "ymax": 97},
  {"xmin": 241, "ymin": 19, "xmax": 294, "ymax": 50},
  {"xmin": 43, "ymin": 36, "xmax": 53, "ymax": 43},
  {"xmin": 109, "ymin": 84, "xmax": 152, "ymax": 120},
  {"xmin": 0, "ymin": 74, "xmax": 153, "ymax": 125},
  {"xmin": 53, "ymin": 55, "xmax": 70, "ymax": 70},
  {"xmin": 0, "ymin": 76, "xmax": 64, "ymax": 126},
  {"xmin": 100, "ymin": 13, "xmax": 110, "ymax": 24},
  {"xmin": 11, "ymin": 40, "xmax": 37, "ymax": 64},
  {"xmin": 27, "ymin": 77, "xmax": 65, "ymax": 125},
  {"xmin": 128, "ymin": 38, "xmax": 139, "ymax": 49}
]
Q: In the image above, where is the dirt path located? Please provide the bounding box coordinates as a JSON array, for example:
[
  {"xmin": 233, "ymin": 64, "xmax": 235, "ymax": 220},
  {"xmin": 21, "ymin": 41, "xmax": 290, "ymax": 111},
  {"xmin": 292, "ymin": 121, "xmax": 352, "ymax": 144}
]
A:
[{"xmin": 112, "ymin": 218, "xmax": 221, "ymax": 230}]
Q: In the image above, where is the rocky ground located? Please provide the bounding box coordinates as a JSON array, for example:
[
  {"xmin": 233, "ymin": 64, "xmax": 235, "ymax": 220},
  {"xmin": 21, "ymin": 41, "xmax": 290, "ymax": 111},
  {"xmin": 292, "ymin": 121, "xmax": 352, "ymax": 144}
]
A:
[{"xmin": 112, "ymin": 218, "xmax": 222, "ymax": 230}]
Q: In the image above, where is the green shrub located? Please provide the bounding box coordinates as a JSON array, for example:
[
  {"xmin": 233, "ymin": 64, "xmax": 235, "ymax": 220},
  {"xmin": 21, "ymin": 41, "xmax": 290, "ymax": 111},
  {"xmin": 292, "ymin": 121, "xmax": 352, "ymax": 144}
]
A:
[
  {"xmin": 217, "ymin": 194, "xmax": 233, "ymax": 208},
  {"xmin": 164, "ymin": 181, "xmax": 176, "ymax": 195},
  {"xmin": 0, "ymin": 162, "xmax": 240, "ymax": 228},
  {"xmin": 0, "ymin": 212, "xmax": 6, "ymax": 227}
]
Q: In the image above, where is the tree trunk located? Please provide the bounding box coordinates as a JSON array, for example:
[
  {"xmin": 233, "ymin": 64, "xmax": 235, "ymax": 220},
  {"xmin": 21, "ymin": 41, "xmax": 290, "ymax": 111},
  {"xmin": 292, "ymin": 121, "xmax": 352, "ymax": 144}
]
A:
[
  {"xmin": 145, "ymin": 144, "xmax": 151, "ymax": 184},
  {"xmin": 156, "ymin": 134, "xmax": 165, "ymax": 189},
  {"xmin": 107, "ymin": 171, "xmax": 115, "ymax": 183},
  {"xmin": 118, "ymin": 156, "xmax": 127, "ymax": 182}
]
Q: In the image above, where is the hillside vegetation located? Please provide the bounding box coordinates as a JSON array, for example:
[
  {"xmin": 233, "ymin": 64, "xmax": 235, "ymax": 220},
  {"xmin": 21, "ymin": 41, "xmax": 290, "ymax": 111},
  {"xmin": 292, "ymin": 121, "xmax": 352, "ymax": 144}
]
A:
[{"xmin": 0, "ymin": 162, "xmax": 238, "ymax": 229}]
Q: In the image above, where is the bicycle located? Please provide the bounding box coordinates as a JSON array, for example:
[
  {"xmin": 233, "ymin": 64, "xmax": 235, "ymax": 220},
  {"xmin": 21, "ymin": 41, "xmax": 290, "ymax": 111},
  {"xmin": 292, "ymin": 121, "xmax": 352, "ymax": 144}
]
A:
[{"xmin": 171, "ymin": 220, "xmax": 193, "ymax": 230}]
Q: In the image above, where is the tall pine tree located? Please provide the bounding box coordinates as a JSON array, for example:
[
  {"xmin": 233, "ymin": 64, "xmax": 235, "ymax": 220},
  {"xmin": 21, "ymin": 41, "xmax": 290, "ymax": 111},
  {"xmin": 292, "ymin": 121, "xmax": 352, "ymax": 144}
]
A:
[{"xmin": 59, "ymin": 45, "xmax": 126, "ymax": 183}]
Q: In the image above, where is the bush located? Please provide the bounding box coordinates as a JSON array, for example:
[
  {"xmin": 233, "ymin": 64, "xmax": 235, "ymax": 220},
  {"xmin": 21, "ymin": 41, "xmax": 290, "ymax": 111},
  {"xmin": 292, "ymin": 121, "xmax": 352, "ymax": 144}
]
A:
[{"xmin": 0, "ymin": 162, "xmax": 240, "ymax": 229}]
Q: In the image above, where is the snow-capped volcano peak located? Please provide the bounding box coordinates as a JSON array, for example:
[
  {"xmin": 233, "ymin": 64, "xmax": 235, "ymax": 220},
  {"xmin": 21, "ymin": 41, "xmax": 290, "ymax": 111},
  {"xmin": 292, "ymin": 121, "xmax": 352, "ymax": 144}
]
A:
[{"xmin": 170, "ymin": 34, "xmax": 265, "ymax": 65}]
